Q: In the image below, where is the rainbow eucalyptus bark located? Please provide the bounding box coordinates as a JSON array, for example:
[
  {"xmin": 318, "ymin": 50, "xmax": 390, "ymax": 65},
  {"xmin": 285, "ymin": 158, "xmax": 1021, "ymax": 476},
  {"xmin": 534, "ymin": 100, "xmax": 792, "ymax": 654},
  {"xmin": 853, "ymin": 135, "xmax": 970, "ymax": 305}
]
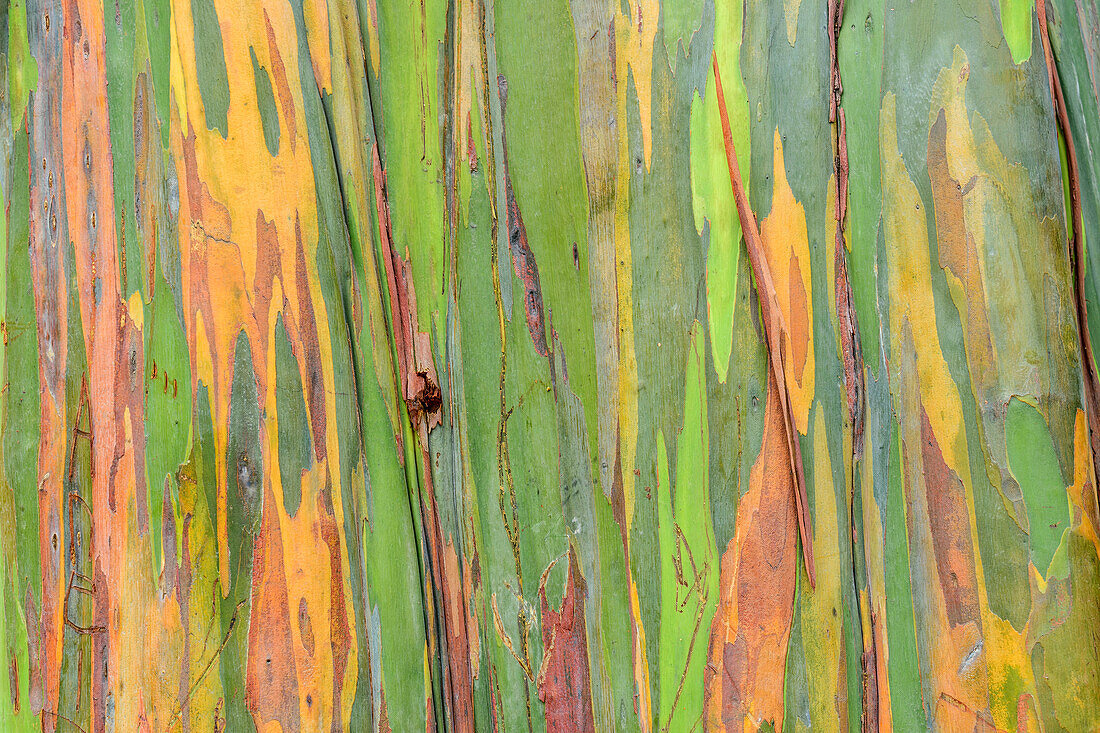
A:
[{"xmin": 1, "ymin": 0, "xmax": 1099, "ymax": 730}]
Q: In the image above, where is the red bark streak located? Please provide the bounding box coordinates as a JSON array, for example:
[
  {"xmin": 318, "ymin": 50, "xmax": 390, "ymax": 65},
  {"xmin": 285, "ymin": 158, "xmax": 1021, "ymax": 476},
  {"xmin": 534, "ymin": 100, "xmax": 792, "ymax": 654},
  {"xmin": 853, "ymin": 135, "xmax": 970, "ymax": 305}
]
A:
[
  {"xmin": 711, "ymin": 51, "xmax": 815, "ymax": 587},
  {"xmin": 497, "ymin": 76, "xmax": 549, "ymax": 357},
  {"xmin": 264, "ymin": 10, "xmax": 297, "ymax": 153},
  {"xmin": 418, "ymin": 447, "xmax": 475, "ymax": 733},
  {"xmin": 506, "ymin": 187, "xmax": 550, "ymax": 357},
  {"xmin": 927, "ymin": 110, "xmax": 994, "ymax": 379},
  {"xmin": 62, "ymin": 2, "xmax": 135, "ymax": 729},
  {"xmin": 440, "ymin": 539, "xmax": 475, "ymax": 733},
  {"xmin": 293, "ymin": 218, "xmax": 328, "ymax": 464},
  {"xmin": 828, "ymin": 0, "xmax": 863, "ymax": 458},
  {"xmin": 788, "ymin": 256, "xmax": 809, "ymax": 378},
  {"xmin": 835, "ymin": 246, "xmax": 863, "ymax": 455},
  {"xmin": 827, "ymin": 3, "xmax": 876, "ymax": 724},
  {"xmin": 253, "ymin": 211, "xmax": 283, "ymax": 359},
  {"xmin": 827, "ymin": 0, "xmax": 845, "ymax": 123},
  {"xmin": 536, "ymin": 550, "xmax": 596, "ymax": 733},
  {"xmin": 1017, "ymin": 692, "xmax": 1034, "ymax": 731}
]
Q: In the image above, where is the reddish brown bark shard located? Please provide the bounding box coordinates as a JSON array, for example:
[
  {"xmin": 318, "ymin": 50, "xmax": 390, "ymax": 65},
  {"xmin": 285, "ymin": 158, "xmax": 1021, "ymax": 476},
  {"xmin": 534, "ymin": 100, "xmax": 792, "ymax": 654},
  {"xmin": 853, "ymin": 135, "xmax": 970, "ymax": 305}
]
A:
[
  {"xmin": 536, "ymin": 549, "xmax": 596, "ymax": 733},
  {"xmin": 711, "ymin": 51, "xmax": 816, "ymax": 587},
  {"xmin": 497, "ymin": 74, "xmax": 550, "ymax": 358},
  {"xmin": 919, "ymin": 406, "xmax": 981, "ymax": 628}
]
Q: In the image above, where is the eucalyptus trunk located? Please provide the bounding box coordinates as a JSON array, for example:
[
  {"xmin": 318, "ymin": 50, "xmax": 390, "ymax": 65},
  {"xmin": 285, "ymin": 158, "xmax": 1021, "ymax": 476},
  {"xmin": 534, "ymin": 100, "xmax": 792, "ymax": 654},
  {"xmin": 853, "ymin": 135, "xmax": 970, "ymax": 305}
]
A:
[{"xmin": 2, "ymin": 0, "xmax": 1100, "ymax": 730}]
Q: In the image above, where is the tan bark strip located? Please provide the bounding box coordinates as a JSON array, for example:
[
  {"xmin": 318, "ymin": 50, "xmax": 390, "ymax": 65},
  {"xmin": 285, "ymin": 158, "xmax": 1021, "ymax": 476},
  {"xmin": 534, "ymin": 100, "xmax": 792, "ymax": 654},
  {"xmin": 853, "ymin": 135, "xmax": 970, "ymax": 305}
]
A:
[
  {"xmin": 711, "ymin": 51, "xmax": 816, "ymax": 588},
  {"xmin": 1037, "ymin": 0, "xmax": 1100, "ymax": 506}
]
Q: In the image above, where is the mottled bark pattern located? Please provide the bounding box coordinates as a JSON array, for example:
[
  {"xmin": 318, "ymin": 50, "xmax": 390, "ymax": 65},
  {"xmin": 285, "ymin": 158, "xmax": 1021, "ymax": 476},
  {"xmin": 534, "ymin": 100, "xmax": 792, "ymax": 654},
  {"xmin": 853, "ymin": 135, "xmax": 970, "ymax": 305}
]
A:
[{"xmin": 0, "ymin": 0, "xmax": 1099, "ymax": 731}]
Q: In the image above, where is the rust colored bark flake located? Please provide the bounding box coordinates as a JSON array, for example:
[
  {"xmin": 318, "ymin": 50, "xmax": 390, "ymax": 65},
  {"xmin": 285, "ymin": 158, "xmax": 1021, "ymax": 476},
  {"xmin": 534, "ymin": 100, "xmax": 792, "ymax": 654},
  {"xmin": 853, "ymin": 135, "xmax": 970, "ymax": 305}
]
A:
[
  {"xmin": 828, "ymin": 0, "xmax": 864, "ymax": 460},
  {"xmin": 60, "ymin": 3, "xmax": 140, "ymax": 730},
  {"xmin": 263, "ymin": 9, "xmax": 298, "ymax": 154},
  {"xmin": 245, "ymin": 480, "xmax": 302, "ymax": 732},
  {"xmin": 293, "ymin": 217, "xmax": 330, "ymax": 463},
  {"xmin": 834, "ymin": 244, "xmax": 864, "ymax": 456},
  {"xmin": 711, "ymin": 50, "xmax": 815, "ymax": 587},
  {"xmin": 318, "ymin": 484, "xmax": 353, "ymax": 728},
  {"xmin": 417, "ymin": 456, "xmax": 475, "ymax": 733},
  {"xmin": 926, "ymin": 110, "xmax": 994, "ymax": 380},
  {"xmin": 704, "ymin": 372, "xmax": 797, "ymax": 731},
  {"xmin": 536, "ymin": 549, "xmax": 596, "ymax": 733},
  {"xmin": 827, "ymin": 0, "xmax": 845, "ymax": 123},
  {"xmin": 787, "ymin": 255, "xmax": 810, "ymax": 378},
  {"xmin": 859, "ymin": 609, "xmax": 881, "ymax": 733},
  {"xmin": 918, "ymin": 406, "xmax": 981, "ymax": 629},
  {"xmin": 441, "ymin": 541, "xmax": 476, "ymax": 733},
  {"xmin": 253, "ymin": 210, "xmax": 283, "ymax": 359}
]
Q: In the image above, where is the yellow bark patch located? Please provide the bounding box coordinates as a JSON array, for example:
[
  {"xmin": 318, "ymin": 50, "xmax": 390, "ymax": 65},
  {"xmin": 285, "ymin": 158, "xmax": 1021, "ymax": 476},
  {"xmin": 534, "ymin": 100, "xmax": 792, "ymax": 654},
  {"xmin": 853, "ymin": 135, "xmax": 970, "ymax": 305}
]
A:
[
  {"xmin": 801, "ymin": 408, "xmax": 842, "ymax": 726},
  {"xmin": 759, "ymin": 130, "xmax": 815, "ymax": 434},
  {"xmin": 616, "ymin": 0, "xmax": 659, "ymax": 168}
]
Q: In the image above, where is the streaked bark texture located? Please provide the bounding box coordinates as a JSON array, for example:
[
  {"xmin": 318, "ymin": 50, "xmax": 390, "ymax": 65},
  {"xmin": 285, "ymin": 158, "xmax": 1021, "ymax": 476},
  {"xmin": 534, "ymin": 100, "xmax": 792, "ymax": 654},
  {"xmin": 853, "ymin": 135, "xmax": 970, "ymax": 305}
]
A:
[{"xmin": 1, "ymin": 0, "xmax": 1099, "ymax": 730}]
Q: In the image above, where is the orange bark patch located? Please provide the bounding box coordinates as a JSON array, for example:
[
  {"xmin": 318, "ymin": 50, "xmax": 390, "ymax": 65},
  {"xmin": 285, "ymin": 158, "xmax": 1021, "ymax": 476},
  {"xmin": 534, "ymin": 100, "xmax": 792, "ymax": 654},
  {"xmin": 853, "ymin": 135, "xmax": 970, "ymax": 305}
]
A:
[
  {"xmin": 246, "ymin": 479, "xmax": 302, "ymax": 730},
  {"xmin": 704, "ymin": 372, "xmax": 797, "ymax": 731}
]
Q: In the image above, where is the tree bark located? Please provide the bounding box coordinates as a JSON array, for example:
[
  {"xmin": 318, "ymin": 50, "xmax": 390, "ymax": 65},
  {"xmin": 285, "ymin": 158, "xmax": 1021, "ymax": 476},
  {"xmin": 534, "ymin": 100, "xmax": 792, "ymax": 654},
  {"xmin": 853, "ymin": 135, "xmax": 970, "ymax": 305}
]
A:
[{"xmin": 1, "ymin": 0, "xmax": 1099, "ymax": 730}]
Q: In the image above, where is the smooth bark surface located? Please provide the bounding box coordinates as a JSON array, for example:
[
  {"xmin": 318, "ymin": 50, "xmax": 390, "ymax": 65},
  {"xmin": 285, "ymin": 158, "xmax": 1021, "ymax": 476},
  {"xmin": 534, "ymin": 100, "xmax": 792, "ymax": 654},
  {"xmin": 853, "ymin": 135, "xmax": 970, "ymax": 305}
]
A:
[{"xmin": 1, "ymin": 0, "xmax": 1099, "ymax": 730}]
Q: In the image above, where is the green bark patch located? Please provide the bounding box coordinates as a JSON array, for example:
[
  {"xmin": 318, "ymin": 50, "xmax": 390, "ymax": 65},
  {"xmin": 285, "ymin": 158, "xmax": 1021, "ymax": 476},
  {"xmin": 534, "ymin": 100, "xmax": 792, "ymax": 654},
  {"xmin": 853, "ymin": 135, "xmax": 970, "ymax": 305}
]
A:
[
  {"xmin": 250, "ymin": 47, "xmax": 280, "ymax": 156},
  {"xmin": 274, "ymin": 314, "xmax": 309, "ymax": 518},
  {"xmin": 143, "ymin": 264, "xmax": 192, "ymax": 569},
  {"xmin": 190, "ymin": 0, "xmax": 230, "ymax": 137},
  {"xmin": 1005, "ymin": 396, "xmax": 1070, "ymax": 575}
]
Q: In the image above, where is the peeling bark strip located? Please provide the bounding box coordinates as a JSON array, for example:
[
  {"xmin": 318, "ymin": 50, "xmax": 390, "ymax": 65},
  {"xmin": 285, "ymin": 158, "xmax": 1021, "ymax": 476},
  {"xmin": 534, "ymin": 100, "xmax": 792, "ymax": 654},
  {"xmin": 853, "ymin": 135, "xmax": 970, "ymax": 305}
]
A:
[
  {"xmin": 711, "ymin": 51, "xmax": 816, "ymax": 587},
  {"xmin": 829, "ymin": 0, "xmax": 863, "ymax": 456},
  {"xmin": 1037, "ymin": 0, "xmax": 1100, "ymax": 502}
]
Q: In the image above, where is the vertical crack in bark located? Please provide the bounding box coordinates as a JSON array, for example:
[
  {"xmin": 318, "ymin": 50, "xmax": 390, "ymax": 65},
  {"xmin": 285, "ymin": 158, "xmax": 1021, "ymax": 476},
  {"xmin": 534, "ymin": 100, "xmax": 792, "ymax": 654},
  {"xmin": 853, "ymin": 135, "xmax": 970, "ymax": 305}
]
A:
[
  {"xmin": 711, "ymin": 51, "xmax": 816, "ymax": 588},
  {"xmin": 829, "ymin": 1, "xmax": 878, "ymax": 728},
  {"xmin": 1037, "ymin": 0, "xmax": 1100, "ymax": 513},
  {"xmin": 477, "ymin": 5, "xmax": 536, "ymax": 725}
]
